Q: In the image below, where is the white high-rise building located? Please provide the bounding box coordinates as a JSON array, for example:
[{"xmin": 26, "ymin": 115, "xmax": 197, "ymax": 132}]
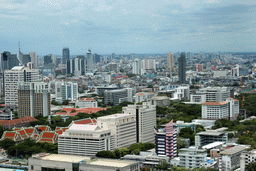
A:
[
  {"xmin": 4, "ymin": 66, "xmax": 40, "ymax": 108},
  {"xmin": 132, "ymin": 59, "xmax": 142, "ymax": 75},
  {"xmin": 29, "ymin": 52, "xmax": 37, "ymax": 68},
  {"xmin": 122, "ymin": 102, "xmax": 156, "ymax": 143},
  {"xmin": 55, "ymin": 81, "xmax": 78, "ymax": 103},
  {"xmin": 142, "ymin": 59, "xmax": 156, "ymax": 70},
  {"xmin": 97, "ymin": 113, "xmax": 136, "ymax": 149}
]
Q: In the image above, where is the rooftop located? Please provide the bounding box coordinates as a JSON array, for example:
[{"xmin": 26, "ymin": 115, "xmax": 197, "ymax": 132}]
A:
[
  {"xmin": 202, "ymin": 142, "xmax": 225, "ymax": 150},
  {"xmin": 221, "ymin": 145, "xmax": 249, "ymax": 155},
  {"xmin": 39, "ymin": 154, "xmax": 90, "ymax": 163},
  {"xmin": 87, "ymin": 159, "xmax": 137, "ymax": 168},
  {"xmin": 202, "ymin": 101, "xmax": 228, "ymax": 106}
]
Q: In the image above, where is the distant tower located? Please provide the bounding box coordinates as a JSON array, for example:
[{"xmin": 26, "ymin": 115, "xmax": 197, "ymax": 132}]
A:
[
  {"xmin": 62, "ymin": 48, "xmax": 70, "ymax": 64},
  {"xmin": 178, "ymin": 52, "xmax": 186, "ymax": 84},
  {"xmin": 167, "ymin": 52, "xmax": 174, "ymax": 72},
  {"xmin": 29, "ymin": 52, "xmax": 37, "ymax": 68},
  {"xmin": 87, "ymin": 49, "xmax": 94, "ymax": 72}
]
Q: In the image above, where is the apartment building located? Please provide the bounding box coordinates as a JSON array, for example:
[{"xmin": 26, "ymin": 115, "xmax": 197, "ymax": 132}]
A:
[
  {"xmin": 18, "ymin": 82, "xmax": 50, "ymax": 117},
  {"xmin": 104, "ymin": 88, "xmax": 135, "ymax": 106},
  {"xmin": 240, "ymin": 149, "xmax": 256, "ymax": 171},
  {"xmin": 195, "ymin": 128, "xmax": 228, "ymax": 147},
  {"xmin": 195, "ymin": 87, "xmax": 231, "ymax": 102},
  {"xmin": 155, "ymin": 120, "xmax": 177, "ymax": 158},
  {"xmin": 220, "ymin": 145, "xmax": 249, "ymax": 171},
  {"xmin": 75, "ymin": 98, "xmax": 98, "ymax": 108},
  {"xmin": 179, "ymin": 147, "xmax": 207, "ymax": 169},
  {"xmin": 134, "ymin": 92, "xmax": 155, "ymax": 104},
  {"xmin": 58, "ymin": 124, "xmax": 114, "ymax": 156},
  {"xmin": 97, "ymin": 113, "xmax": 136, "ymax": 149},
  {"xmin": 4, "ymin": 66, "xmax": 40, "ymax": 108},
  {"xmin": 202, "ymin": 98, "xmax": 239, "ymax": 120},
  {"xmin": 55, "ymin": 81, "xmax": 78, "ymax": 103},
  {"xmin": 122, "ymin": 102, "xmax": 156, "ymax": 143}
]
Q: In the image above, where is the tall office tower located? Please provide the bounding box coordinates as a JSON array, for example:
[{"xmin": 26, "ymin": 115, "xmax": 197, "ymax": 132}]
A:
[
  {"xmin": 86, "ymin": 49, "xmax": 94, "ymax": 72},
  {"xmin": 1, "ymin": 51, "xmax": 20, "ymax": 72},
  {"xmin": 111, "ymin": 53, "xmax": 115, "ymax": 60},
  {"xmin": 29, "ymin": 52, "xmax": 37, "ymax": 68},
  {"xmin": 4, "ymin": 66, "xmax": 40, "ymax": 109},
  {"xmin": 18, "ymin": 82, "xmax": 50, "ymax": 118},
  {"xmin": 44, "ymin": 55, "xmax": 53, "ymax": 65},
  {"xmin": 178, "ymin": 52, "xmax": 186, "ymax": 84},
  {"xmin": 132, "ymin": 59, "xmax": 142, "ymax": 75},
  {"xmin": 93, "ymin": 53, "xmax": 101, "ymax": 63},
  {"xmin": 19, "ymin": 54, "xmax": 31, "ymax": 66},
  {"xmin": 62, "ymin": 48, "xmax": 70, "ymax": 64},
  {"xmin": 55, "ymin": 81, "xmax": 78, "ymax": 103},
  {"xmin": 66, "ymin": 59, "xmax": 75, "ymax": 75},
  {"xmin": 109, "ymin": 63, "xmax": 118, "ymax": 72},
  {"xmin": 97, "ymin": 113, "xmax": 136, "ymax": 149},
  {"xmin": 167, "ymin": 52, "xmax": 174, "ymax": 72},
  {"xmin": 122, "ymin": 102, "xmax": 156, "ymax": 143},
  {"xmin": 50, "ymin": 54, "xmax": 57, "ymax": 64},
  {"xmin": 131, "ymin": 53, "xmax": 135, "ymax": 60},
  {"xmin": 155, "ymin": 120, "xmax": 177, "ymax": 158}
]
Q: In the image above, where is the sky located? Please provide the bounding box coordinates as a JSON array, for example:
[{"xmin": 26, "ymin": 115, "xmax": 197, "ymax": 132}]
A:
[{"xmin": 1, "ymin": 0, "xmax": 256, "ymax": 55}]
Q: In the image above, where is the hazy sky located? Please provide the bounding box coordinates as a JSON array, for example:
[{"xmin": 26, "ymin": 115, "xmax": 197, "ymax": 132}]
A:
[{"xmin": 1, "ymin": 0, "xmax": 256, "ymax": 55}]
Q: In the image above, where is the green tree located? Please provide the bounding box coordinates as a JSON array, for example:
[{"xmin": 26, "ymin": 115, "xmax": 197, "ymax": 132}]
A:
[
  {"xmin": 246, "ymin": 162, "xmax": 256, "ymax": 171},
  {"xmin": 62, "ymin": 100, "xmax": 70, "ymax": 105},
  {"xmin": 113, "ymin": 149, "xmax": 121, "ymax": 159},
  {"xmin": 0, "ymin": 139, "xmax": 15, "ymax": 149},
  {"xmin": 0, "ymin": 125, "xmax": 4, "ymax": 138},
  {"xmin": 13, "ymin": 111, "xmax": 19, "ymax": 119},
  {"xmin": 51, "ymin": 101, "xmax": 59, "ymax": 105},
  {"xmin": 131, "ymin": 149, "xmax": 140, "ymax": 155},
  {"xmin": 96, "ymin": 151, "xmax": 115, "ymax": 159}
]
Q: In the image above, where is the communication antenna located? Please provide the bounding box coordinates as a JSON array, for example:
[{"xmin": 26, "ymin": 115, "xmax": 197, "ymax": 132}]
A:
[{"xmin": 18, "ymin": 42, "xmax": 24, "ymax": 66}]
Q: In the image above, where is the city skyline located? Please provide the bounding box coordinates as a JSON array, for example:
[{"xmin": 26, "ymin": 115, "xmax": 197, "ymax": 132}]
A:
[{"xmin": 1, "ymin": 0, "xmax": 256, "ymax": 55}]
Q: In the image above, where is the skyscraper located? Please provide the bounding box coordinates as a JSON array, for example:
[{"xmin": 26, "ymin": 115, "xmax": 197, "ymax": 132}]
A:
[
  {"xmin": 167, "ymin": 52, "xmax": 174, "ymax": 72},
  {"xmin": 86, "ymin": 49, "xmax": 94, "ymax": 72},
  {"xmin": 178, "ymin": 52, "xmax": 186, "ymax": 84},
  {"xmin": 44, "ymin": 55, "xmax": 53, "ymax": 65},
  {"xmin": 29, "ymin": 52, "xmax": 37, "ymax": 68},
  {"xmin": 1, "ymin": 51, "xmax": 20, "ymax": 72},
  {"xmin": 62, "ymin": 48, "xmax": 70, "ymax": 64},
  {"xmin": 132, "ymin": 59, "xmax": 142, "ymax": 75}
]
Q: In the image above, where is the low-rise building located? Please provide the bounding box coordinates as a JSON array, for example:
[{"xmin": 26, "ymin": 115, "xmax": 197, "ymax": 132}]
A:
[
  {"xmin": 150, "ymin": 96, "xmax": 170, "ymax": 107},
  {"xmin": 134, "ymin": 92, "xmax": 155, "ymax": 104},
  {"xmin": 219, "ymin": 145, "xmax": 249, "ymax": 171},
  {"xmin": 58, "ymin": 123, "xmax": 114, "ymax": 156},
  {"xmin": 75, "ymin": 98, "xmax": 98, "ymax": 108},
  {"xmin": 240, "ymin": 149, "xmax": 256, "ymax": 171},
  {"xmin": 195, "ymin": 128, "xmax": 228, "ymax": 147},
  {"xmin": 104, "ymin": 88, "xmax": 135, "ymax": 106},
  {"xmin": 178, "ymin": 146, "xmax": 207, "ymax": 169},
  {"xmin": 28, "ymin": 153, "xmax": 139, "ymax": 171}
]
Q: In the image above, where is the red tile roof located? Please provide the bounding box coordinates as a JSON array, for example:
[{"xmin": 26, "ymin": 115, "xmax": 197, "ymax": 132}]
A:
[
  {"xmin": 202, "ymin": 101, "xmax": 228, "ymax": 106},
  {"xmin": 41, "ymin": 132, "xmax": 55, "ymax": 138},
  {"xmin": 0, "ymin": 116, "xmax": 37, "ymax": 127},
  {"xmin": 58, "ymin": 107, "xmax": 106, "ymax": 116},
  {"xmin": 74, "ymin": 119, "xmax": 93, "ymax": 125},
  {"xmin": 5, "ymin": 132, "xmax": 15, "ymax": 137}
]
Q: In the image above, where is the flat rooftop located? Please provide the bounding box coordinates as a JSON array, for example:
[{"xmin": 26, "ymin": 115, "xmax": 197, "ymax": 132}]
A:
[
  {"xmin": 87, "ymin": 159, "xmax": 137, "ymax": 167},
  {"xmin": 202, "ymin": 141, "xmax": 225, "ymax": 150},
  {"xmin": 197, "ymin": 131, "xmax": 225, "ymax": 136},
  {"xmin": 40, "ymin": 154, "xmax": 90, "ymax": 163},
  {"xmin": 221, "ymin": 145, "xmax": 249, "ymax": 155}
]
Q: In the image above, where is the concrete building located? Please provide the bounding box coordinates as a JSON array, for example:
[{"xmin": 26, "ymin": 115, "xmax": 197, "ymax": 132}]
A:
[
  {"xmin": 62, "ymin": 48, "xmax": 69, "ymax": 64},
  {"xmin": 58, "ymin": 123, "xmax": 114, "ymax": 156},
  {"xmin": 220, "ymin": 145, "xmax": 249, "ymax": 171},
  {"xmin": 155, "ymin": 120, "xmax": 177, "ymax": 158},
  {"xmin": 202, "ymin": 98, "xmax": 239, "ymax": 120},
  {"xmin": 167, "ymin": 52, "xmax": 174, "ymax": 72},
  {"xmin": 134, "ymin": 92, "xmax": 155, "ymax": 104},
  {"xmin": 28, "ymin": 153, "xmax": 139, "ymax": 171},
  {"xmin": 150, "ymin": 96, "xmax": 170, "ymax": 107},
  {"xmin": 213, "ymin": 70, "xmax": 227, "ymax": 78},
  {"xmin": 109, "ymin": 63, "xmax": 118, "ymax": 72},
  {"xmin": 104, "ymin": 88, "xmax": 135, "ymax": 106},
  {"xmin": 178, "ymin": 146, "xmax": 207, "ymax": 169},
  {"xmin": 240, "ymin": 149, "xmax": 256, "ymax": 171},
  {"xmin": 4, "ymin": 66, "xmax": 40, "ymax": 108},
  {"xmin": 195, "ymin": 87, "xmax": 231, "ymax": 102},
  {"xmin": 97, "ymin": 113, "xmax": 136, "ymax": 149},
  {"xmin": 75, "ymin": 98, "xmax": 98, "ymax": 108},
  {"xmin": 29, "ymin": 52, "xmax": 37, "ymax": 68},
  {"xmin": 55, "ymin": 81, "xmax": 78, "ymax": 103},
  {"xmin": 86, "ymin": 49, "xmax": 94, "ymax": 72},
  {"xmin": 173, "ymin": 85, "xmax": 190, "ymax": 100},
  {"xmin": 1, "ymin": 51, "xmax": 20, "ymax": 72},
  {"xmin": 196, "ymin": 63, "xmax": 204, "ymax": 72},
  {"xmin": 132, "ymin": 59, "xmax": 143, "ymax": 75},
  {"xmin": 96, "ymin": 85, "xmax": 119, "ymax": 96},
  {"xmin": 195, "ymin": 128, "xmax": 228, "ymax": 147},
  {"xmin": 123, "ymin": 102, "xmax": 156, "ymax": 143},
  {"xmin": 178, "ymin": 52, "xmax": 186, "ymax": 84},
  {"xmin": 190, "ymin": 94, "xmax": 206, "ymax": 104},
  {"xmin": 18, "ymin": 82, "xmax": 50, "ymax": 117}
]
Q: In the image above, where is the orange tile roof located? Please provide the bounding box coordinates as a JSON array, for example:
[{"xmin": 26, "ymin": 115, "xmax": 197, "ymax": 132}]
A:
[
  {"xmin": 59, "ymin": 107, "xmax": 106, "ymax": 116},
  {"xmin": 0, "ymin": 116, "xmax": 37, "ymax": 127},
  {"xmin": 41, "ymin": 132, "xmax": 55, "ymax": 138},
  {"xmin": 78, "ymin": 98, "xmax": 95, "ymax": 101},
  {"xmin": 5, "ymin": 132, "xmax": 15, "ymax": 137},
  {"xmin": 234, "ymin": 99, "xmax": 239, "ymax": 102},
  {"xmin": 202, "ymin": 101, "xmax": 228, "ymax": 106},
  {"xmin": 137, "ymin": 93, "xmax": 145, "ymax": 96},
  {"xmin": 74, "ymin": 119, "xmax": 93, "ymax": 125}
]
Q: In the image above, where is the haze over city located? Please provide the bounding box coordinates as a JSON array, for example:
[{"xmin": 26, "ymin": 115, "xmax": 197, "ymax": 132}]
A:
[{"xmin": 1, "ymin": 0, "xmax": 256, "ymax": 55}]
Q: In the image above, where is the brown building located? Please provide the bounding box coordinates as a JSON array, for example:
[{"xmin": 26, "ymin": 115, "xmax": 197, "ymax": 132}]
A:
[{"xmin": 18, "ymin": 82, "xmax": 50, "ymax": 118}]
